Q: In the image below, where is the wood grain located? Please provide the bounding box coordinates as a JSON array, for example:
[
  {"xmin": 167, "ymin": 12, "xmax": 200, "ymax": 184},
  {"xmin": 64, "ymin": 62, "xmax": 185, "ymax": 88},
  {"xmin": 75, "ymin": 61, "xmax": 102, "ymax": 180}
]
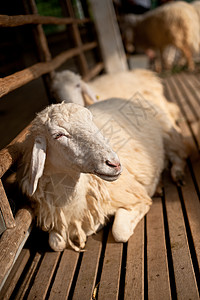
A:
[
  {"xmin": 48, "ymin": 250, "xmax": 79, "ymax": 300},
  {"xmin": 72, "ymin": 231, "xmax": 103, "ymax": 300},
  {"xmin": 98, "ymin": 229, "xmax": 123, "ymax": 300},
  {"xmin": 0, "ymin": 179, "xmax": 15, "ymax": 228},
  {"xmin": 147, "ymin": 197, "xmax": 171, "ymax": 300},
  {"xmin": 0, "ymin": 249, "xmax": 30, "ymax": 299},
  {"xmin": 0, "ymin": 207, "xmax": 33, "ymax": 288},
  {"xmin": 164, "ymin": 173, "xmax": 199, "ymax": 299},
  {"xmin": 0, "ymin": 14, "xmax": 90, "ymax": 27},
  {"xmin": 125, "ymin": 221, "xmax": 144, "ymax": 300},
  {"xmin": 27, "ymin": 251, "xmax": 61, "ymax": 299},
  {"xmin": 0, "ymin": 42, "xmax": 97, "ymax": 99}
]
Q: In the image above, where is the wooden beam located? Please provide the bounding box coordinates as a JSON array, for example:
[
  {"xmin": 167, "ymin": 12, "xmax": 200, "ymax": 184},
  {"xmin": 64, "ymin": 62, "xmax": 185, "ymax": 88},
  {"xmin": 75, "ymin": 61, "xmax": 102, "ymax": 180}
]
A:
[
  {"xmin": 0, "ymin": 14, "xmax": 90, "ymax": 27},
  {"xmin": 0, "ymin": 42, "xmax": 97, "ymax": 99},
  {"xmin": 83, "ymin": 62, "xmax": 104, "ymax": 82},
  {"xmin": 0, "ymin": 207, "xmax": 33, "ymax": 290},
  {"xmin": 65, "ymin": 0, "xmax": 89, "ymax": 76},
  {"xmin": 0, "ymin": 125, "xmax": 31, "ymax": 179},
  {"xmin": 24, "ymin": 0, "xmax": 54, "ymax": 104}
]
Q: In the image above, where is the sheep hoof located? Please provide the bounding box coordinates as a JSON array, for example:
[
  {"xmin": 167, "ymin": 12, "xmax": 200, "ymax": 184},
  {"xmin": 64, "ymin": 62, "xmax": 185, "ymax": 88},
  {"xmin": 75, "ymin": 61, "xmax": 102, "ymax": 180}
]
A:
[
  {"xmin": 112, "ymin": 208, "xmax": 136, "ymax": 243},
  {"xmin": 173, "ymin": 170, "xmax": 185, "ymax": 186},
  {"xmin": 112, "ymin": 228, "xmax": 131, "ymax": 243},
  {"xmin": 49, "ymin": 231, "xmax": 66, "ymax": 252},
  {"xmin": 79, "ymin": 241, "xmax": 86, "ymax": 249},
  {"xmin": 154, "ymin": 182, "xmax": 163, "ymax": 196}
]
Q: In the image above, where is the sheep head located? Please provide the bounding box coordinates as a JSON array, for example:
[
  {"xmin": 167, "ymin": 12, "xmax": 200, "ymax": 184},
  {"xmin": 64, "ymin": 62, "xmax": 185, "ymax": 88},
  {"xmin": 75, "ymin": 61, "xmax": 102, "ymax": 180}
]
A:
[
  {"xmin": 119, "ymin": 15, "xmax": 137, "ymax": 54},
  {"xmin": 25, "ymin": 102, "xmax": 122, "ymax": 196},
  {"xmin": 51, "ymin": 70, "xmax": 97, "ymax": 106}
]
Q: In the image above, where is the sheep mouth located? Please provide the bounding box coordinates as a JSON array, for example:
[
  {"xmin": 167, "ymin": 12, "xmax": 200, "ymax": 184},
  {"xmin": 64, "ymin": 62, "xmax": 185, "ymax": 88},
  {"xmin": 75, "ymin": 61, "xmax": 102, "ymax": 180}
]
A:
[{"xmin": 94, "ymin": 171, "xmax": 121, "ymax": 182}]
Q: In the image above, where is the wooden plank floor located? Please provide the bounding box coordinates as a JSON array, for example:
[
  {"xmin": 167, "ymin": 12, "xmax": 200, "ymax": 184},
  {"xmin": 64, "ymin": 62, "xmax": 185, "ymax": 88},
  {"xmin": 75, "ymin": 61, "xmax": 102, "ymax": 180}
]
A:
[{"xmin": 0, "ymin": 73, "xmax": 200, "ymax": 300}]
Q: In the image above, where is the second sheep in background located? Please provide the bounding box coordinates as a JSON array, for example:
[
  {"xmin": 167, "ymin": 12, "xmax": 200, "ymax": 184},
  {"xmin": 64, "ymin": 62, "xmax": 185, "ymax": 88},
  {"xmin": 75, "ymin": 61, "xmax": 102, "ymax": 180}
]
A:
[{"xmin": 119, "ymin": 1, "xmax": 200, "ymax": 71}]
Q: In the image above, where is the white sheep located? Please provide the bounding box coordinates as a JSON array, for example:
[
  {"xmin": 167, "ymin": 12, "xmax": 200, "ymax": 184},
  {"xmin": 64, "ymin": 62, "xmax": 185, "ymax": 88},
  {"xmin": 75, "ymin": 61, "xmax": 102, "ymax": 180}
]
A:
[
  {"xmin": 120, "ymin": 1, "xmax": 200, "ymax": 71},
  {"xmin": 51, "ymin": 70, "xmax": 97, "ymax": 106},
  {"xmin": 51, "ymin": 69, "xmax": 181, "ymax": 123},
  {"xmin": 17, "ymin": 98, "xmax": 186, "ymax": 252},
  {"xmin": 51, "ymin": 68, "xmax": 186, "ymax": 181},
  {"xmin": 88, "ymin": 69, "xmax": 183, "ymax": 138}
]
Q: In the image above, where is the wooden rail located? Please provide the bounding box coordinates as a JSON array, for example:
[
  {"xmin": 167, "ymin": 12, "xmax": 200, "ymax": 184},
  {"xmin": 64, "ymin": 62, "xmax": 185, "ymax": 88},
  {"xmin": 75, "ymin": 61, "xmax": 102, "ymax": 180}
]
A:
[
  {"xmin": 0, "ymin": 208, "xmax": 33, "ymax": 290},
  {"xmin": 0, "ymin": 42, "xmax": 98, "ymax": 99},
  {"xmin": 0, "ymin": 125, "xmax": 31, "ymax": 178},
  {"xmin": 0, "ymin": 14, "xmax": 90, "ymax": 27}
]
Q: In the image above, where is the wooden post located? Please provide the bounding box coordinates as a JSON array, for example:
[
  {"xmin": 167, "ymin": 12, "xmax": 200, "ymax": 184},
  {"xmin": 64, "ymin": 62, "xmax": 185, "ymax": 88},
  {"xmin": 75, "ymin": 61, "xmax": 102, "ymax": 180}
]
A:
[
  {"xmin": 64, "ymin": 0, "xmax": 89, "ymax": 77},
  {"xmin": 89, "ymin": 0, "xmax": 128, "ymax": 73},
  {"xmin": 23, "ymin": 0, "xmax": 56, "ymax": 104}
]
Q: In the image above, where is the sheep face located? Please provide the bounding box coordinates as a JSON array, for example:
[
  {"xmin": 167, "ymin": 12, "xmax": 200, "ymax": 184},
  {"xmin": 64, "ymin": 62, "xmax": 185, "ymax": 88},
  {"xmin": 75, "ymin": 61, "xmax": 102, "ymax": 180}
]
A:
[
  {"xmin": 52, "ymin": 70, "xmax": 97, "ymax": 106},
  {"xmin": 121, "ymin": 26, "xmax": 135, "ymax": 53},
  {"xmin": 28, "ymin": 103, "xmax": 122, "ymax": 195},
  {"xmin": 52, "ymin": 71, "xmax": 85, "ymax": 106},
  {"xmin": 119, "ymin": 16, "xmax": 136, "ymax": 54}
]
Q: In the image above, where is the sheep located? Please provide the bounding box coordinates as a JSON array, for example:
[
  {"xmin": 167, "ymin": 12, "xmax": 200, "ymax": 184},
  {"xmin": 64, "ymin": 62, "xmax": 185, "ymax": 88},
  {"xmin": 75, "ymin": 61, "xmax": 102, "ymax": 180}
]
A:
[
  {"xmin": 119, "ymin": 1, "xmax": 200, "ymax": 71},
  {"xmin": 192, "ymin": 1, "xmax": 200, "ymax": 22},
  {"xmin": 50, "ymin": 68, "xmax": 185, "ymax": 173},
  {"xmin": 51, "ymin": 70, "xmax": 97, "ymax": 106},
  {"xmin": 17, "ymin": 98, "xmax": 187, "ymax": 252},
  {"xmin": 51, "ymin": 68, "xmax": 181, "ymax": 123},
  {"xmin": 88, "ymin": 69, "xmax": 182, "ymax": 131},
  {"xmin": 50, "ymin": 68, "xmax": 186, "ymax": 179}
]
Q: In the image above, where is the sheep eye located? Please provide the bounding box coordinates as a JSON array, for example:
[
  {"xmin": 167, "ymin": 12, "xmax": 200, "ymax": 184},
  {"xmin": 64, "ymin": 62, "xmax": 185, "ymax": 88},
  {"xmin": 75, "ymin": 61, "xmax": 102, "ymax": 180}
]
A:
[
  {"xmin": 54, "ymin": 133, "xmax": 71, "ymax": 140},
  {"xmin": 55, "ymin": 133, "xmax": 65, "ymax": 139},
  {"xmin": 76, "ymin": 83, "xmax": 80, "ymax": 88}
]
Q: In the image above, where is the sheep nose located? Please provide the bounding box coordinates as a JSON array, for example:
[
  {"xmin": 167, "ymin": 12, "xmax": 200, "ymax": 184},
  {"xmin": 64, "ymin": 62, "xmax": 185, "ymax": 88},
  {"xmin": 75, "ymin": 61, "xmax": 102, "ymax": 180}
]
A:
[{"xmin": 106, "ymin": 160, "xmax": 121, "ymax": 170}]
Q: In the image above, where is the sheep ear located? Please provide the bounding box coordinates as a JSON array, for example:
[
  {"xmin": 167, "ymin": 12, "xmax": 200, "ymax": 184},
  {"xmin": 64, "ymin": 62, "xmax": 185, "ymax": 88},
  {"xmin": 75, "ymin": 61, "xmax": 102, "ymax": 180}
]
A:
[
  {"xmin": 29, "ymin": 136, "xmax": 46, "ymax": 196},
  {"xmin": 81, "ymin": 81, "xmax": 98, "ymax": 106}
]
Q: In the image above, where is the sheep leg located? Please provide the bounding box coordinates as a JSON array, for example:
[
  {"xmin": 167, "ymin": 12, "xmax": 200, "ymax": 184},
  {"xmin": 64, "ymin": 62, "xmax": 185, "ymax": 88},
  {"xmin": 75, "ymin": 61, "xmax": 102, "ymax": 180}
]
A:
[
  {"xmin": 112, "ymin": 203, "xmax": 150, "ymax": 243},
  {"xmin": 73, "ymin": 220, "xmax": 87, "ymax": 249},
  {"xmin": 49, "ymin": 230, "xmax": 67, "ymax": 252},
  {"xmin": 180, "ymin": 46, "xmax": 194, "ymax": 71},
  {"xmin": 164, "ymin": 128, "xmax": 187, "ymax": 185},
  {"xmin": 160, "ymin": 48, "xmax": 169, "ymax": 71},
  {"xmin": 153, "ymin": 50, "xmax": 163, "ymax": 73}
]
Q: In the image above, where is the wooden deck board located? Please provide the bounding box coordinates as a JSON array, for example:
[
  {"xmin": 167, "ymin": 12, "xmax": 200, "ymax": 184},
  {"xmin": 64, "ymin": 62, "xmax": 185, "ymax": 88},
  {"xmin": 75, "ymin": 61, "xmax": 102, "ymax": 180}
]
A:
[
  {"xmin": 181, "ymin": 163, "xmax": 200, "ymax": 270},
  {"xmin": 97, "ymin": 229, "xmax": 123, "ymax": 300},
  {"xmin": 147, "ymin": 197, "xmax": 171, "ymax": 300},
  {"xmin": 164, "ymin": 78, "xmax": 199, "ymax": 156},
  {"xmin": 181, "ymin": 74, "xmax": 200, "ymax": 109},
  {"xmin": 191, "ymin": 121, "xmax": 200, "ymax": 150},
  {"xmin": 14, "ymin": 252, "xmax": 42, "ymax": 300},
  {"xmin": 27, "ymin": 252, "xmax": 61, "ymax": 299},
  {"xmin": 72, "ymin": 231, "xmax": 103, "ymax": 300},
  {"xmin": 124, "ymin": 220, "xmax": 144, "ymax": 300},
  {"xmin": 166, "ymin": 76, "xmax": 195, "ymax": 123},
  {"xmin": 175, "ymin": 74, "xmax": 200, "ymax": 121},
  {"xmin": 164, "ymin": 173, "xmax": 199, "ymax": 299},
  {"xmin": 49, "ymin": 249, "xmax": 79, "ymax": 300},
  {"xmin": 1, "ymin": 72, "xmax": 200, "ymax": 299}
]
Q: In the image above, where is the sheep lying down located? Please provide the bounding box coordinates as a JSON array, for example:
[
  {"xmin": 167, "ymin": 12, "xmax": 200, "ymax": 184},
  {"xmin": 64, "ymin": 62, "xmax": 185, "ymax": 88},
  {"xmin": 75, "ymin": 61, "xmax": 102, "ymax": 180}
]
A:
[
  {"xmin": 51, "ymin": 70, "xmax": 97, "ymax": 106},
  {"xmin": 51, "ymin": 69, "xmax": 181, "ymax": 128},
  {"xmin": 17, "ymin": 100, "xmax": 187, "ymax": 251}
]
